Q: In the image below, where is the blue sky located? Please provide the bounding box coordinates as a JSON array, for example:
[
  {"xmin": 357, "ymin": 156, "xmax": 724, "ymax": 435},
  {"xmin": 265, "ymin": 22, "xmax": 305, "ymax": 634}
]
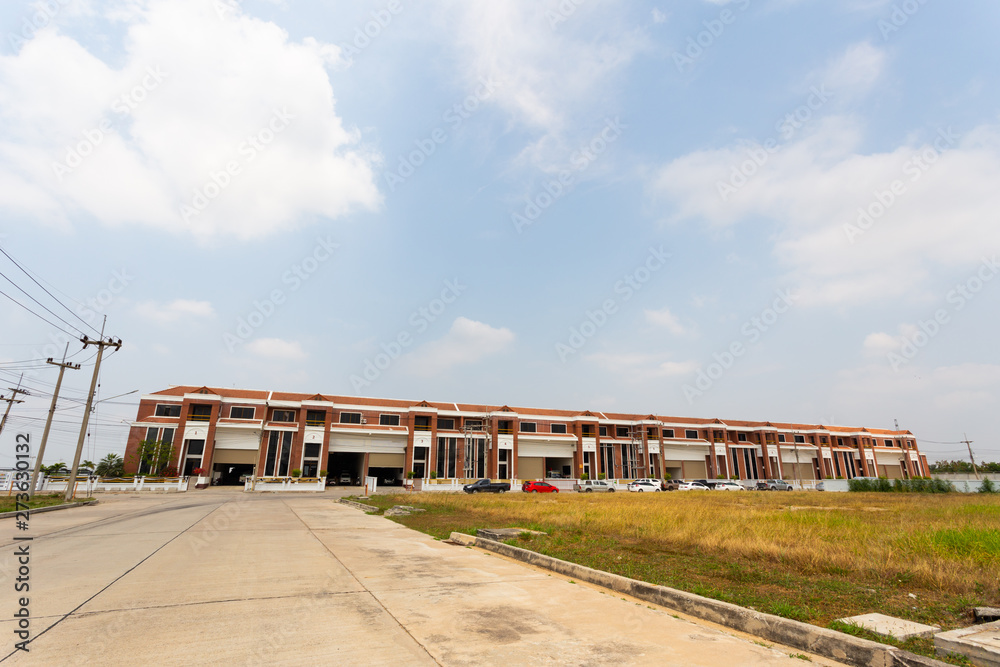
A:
[{"xmin": 1, "ymin": 0, "xmax": 998, "ymax": 467}]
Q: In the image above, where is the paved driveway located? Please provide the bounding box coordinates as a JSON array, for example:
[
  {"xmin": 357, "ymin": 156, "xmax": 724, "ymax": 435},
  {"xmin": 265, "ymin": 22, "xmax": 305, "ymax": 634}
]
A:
[{"xmin": 1, "ymin": 490, "xmax": 840, "ymax": 665}]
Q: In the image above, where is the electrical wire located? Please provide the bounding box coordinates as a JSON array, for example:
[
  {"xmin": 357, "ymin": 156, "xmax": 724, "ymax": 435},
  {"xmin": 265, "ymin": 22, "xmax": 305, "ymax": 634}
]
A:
[{"xmin": 0, "ymin": 246, "xmax": 102, "ymax": 336}]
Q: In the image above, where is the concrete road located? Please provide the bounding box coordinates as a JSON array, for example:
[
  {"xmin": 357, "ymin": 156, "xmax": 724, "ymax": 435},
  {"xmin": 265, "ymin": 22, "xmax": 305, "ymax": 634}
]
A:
[{"xmin": 1, "ymin": 490, "xmax": 842, "ymax": 665}]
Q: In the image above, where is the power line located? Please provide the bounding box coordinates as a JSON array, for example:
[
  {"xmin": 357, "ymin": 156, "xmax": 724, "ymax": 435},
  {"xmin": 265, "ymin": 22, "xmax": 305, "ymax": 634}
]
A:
[
  {"xmin": 0, "ymin": 246, "xmax": 102, "ymax": 336},
  {"xmin": 0, "ymin": 285, "xmax": 83, "ymax": 339}
]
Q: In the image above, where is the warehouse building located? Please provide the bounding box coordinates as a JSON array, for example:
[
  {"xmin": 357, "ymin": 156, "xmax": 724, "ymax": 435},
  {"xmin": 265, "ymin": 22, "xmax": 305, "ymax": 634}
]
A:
[{"xmin": 124, "ymin": 386, "xmax": 929, "ymax": 484}]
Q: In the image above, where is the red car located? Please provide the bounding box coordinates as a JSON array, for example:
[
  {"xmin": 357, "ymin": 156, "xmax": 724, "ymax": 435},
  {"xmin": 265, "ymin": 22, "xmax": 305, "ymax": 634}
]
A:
[{"xmin": 521, "ymin": 480, "xmax": 559, "ymax": 493}]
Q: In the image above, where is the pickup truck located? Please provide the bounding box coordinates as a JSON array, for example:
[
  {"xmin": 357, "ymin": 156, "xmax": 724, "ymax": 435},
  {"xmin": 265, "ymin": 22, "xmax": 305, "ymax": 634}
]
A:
[{"xmin": 462, "ymin": 478, "xmax": 511, "ymax": 494}]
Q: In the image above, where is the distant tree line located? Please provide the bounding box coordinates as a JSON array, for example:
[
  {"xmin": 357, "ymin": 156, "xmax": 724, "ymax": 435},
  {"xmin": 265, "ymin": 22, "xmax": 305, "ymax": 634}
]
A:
[{"xmin": 929, "ymin": 460, "xmax": 1000, "ymax": 473}]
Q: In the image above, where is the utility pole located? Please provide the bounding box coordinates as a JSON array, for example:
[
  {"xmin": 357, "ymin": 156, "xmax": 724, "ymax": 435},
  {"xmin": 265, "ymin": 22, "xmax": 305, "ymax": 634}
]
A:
[
  {"xmin": 29, "ymin": 345, "xmax": 80, "ymax": 498},
  {"xmin": 962, "ymin": 433, "xmax": 980, "ymax": 480},
  {"xmin": 65, "ymin": 320, "xmax": 122, "ymax": 501},
  {"xmin": 0, "ymin": 375, "xmax": 29, "ymax": 440}
]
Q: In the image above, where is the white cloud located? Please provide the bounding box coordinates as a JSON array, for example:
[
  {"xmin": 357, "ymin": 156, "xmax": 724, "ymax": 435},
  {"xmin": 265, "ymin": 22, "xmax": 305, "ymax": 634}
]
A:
[
  {"xmin": 401, "ymin": 317, "xmax": 514, "ymax": 374},
  {"xmin": 436, "ymin": 0, "xmax": 643, "ymax": 171},
  {"xmin": 651, "ymin": 8, "xmax": 668, "ymax": 24},
  {"xmin": 135, "ymin": 298, "xmax": 214, "ymax": 323},
  {"xmin": 817, "ymin": 41, "xmax": 885, "ymax": 98},
  {"xmin": 585, "ymin": 352, "xmax": 699, "ymax": 378},
  {"xmin": 652, "ymin": 115, "xmax": 1000, "ymax": 305},
  {"xmin": 645, "ymin": 307, "xmax": 689, "ymax": 336},
  {"xmin": 862, "ymin": 331, "xmax": 900, "ymax": 356},
  {"xmin": 245, "ymin": 337, "xmax": 305, "ymax": 360},
  {"xmin": 0, "ymin": 0, "xmax": 379, "ymax": 240}
]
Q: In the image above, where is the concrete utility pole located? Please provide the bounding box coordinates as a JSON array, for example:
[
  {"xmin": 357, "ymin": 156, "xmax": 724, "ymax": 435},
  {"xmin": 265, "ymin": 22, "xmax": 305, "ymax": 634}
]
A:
[
  {"xmin": 29, "ymin": 345, "xmax": 80, "ymax": 498},
  {"xmin": 963, "ymin": 433, "xmax": 980, "ymax": 481},
  {"xmin": 65, "ymin": 320, "xmax": 122, "ymax": 501},
  {"xmin": 0, "ymin": 375, "xmax": 28, "ymax": 440}
]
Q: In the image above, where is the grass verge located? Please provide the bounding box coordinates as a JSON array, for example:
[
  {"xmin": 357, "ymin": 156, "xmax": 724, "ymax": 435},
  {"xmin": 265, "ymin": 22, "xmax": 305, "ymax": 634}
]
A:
[
  {"xmin": 353, "ymin": 491, "xmax": 999, "ymax": 664},
  {"xmin": 0, "ymin": 493, "xmax": 91, "ymax": 514}
]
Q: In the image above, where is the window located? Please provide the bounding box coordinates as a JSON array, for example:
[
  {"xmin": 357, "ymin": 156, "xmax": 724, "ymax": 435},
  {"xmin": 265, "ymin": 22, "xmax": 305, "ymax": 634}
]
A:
[
  {"xmin": 272, "ymin": 410, "xmax": 296, "ymax": 423},
  {"xmin": 306, "ymin": 410, "xmax": 325, "ymax": 426},
  {"xmin": 339, "ymin": 412, "xmax": 362, "ymax": 424},
  {"xmin": 685, "ymin": 429, "xmax": 699, "ymax": 440},
  {"xmin": 616, "ymin": 426, "xmax": 630, "ymax": 438},
  {"xmin": 302, "ymin": 442, "xmax": 321, "ymax": 477},
  {"xmin": 188, "ymin": 404, "xmax": 212, "ymax": 422},
  {"xmin": 264, "ymin": 431, "xmax": 293, "ymax": 476},
  {"xmin": 884, "ymin": 439, "xmax": 893, "ymax": 447},
  {"xmin": 519, "ymin": 422, "xmax": 536, "ymax": 433},
  {"xmin": 182, "ymin": 439, "xmax": 205, "ymax": 476},
  {"xmin": 414, "ymin": 415, "xmax": 431, "ymax": 431},
  {"xmin": 646, "ymin": 427, "xmax": 658, "ymax": 439},
  {"xmin": 436, "ymin": 437, "xmax": 457, "ymax": 478},
  {"xmin": 304, "ymin": 443, "xmax": 321, "ymax": 458},
  {"xmin": 794, "ymin": 435, "xmax": 805, "ymax": 444},
  {"xmin": 777, "ymin": 434, "xmax": 786, "ymax": 443},
  {"xmin": 379, "ymin": 414, "xmax": 401, "ymax": 426},
  {"xmin": 464, "ymin": 419, "xmax": 484, "ymax": 431},
  {"xmin": 738, "ymin": 433, "xmax": 748, "ymax": 442},
  {"xmin": 550, "ymin": 423, "xmax": 567, "ymax": 434},
  {"xmin": 581, "ymin": 424, "xmax": 595, "ymax": 437},
  {"xmin": 599, "ymin": 426, "xmax": 608, "ymax": 437},
  {"xmin": 662, "ymin": 429, "xmax": 674, "ymax": 438},
  {"xmin": 499, "ymin": 420, "xmax": 514, "ymax": 434},
  {"xmin": 229, "ymin": 406, "xmax": 255, "ymax": 419},
  {"xmin": 138, "ymin": 427, "xmax": 174, "ymax": 475},
  {"xmin": 436, "ymin": 417, "xmax": 454, "ymax": 430},
  {"xmin": 820, "ymin": 436, "xmax": 828, "ymax": 444},
  {"xmin": 154, "ymin": 404, "xmax": 181, "ymax": 418}
]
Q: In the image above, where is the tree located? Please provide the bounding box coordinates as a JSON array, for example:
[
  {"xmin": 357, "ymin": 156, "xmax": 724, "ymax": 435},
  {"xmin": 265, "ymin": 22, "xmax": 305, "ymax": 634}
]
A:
[
  {"xmin": 128, "ymin": 439, "xmax": 176, "ymax": 476},
  {"xmin": 95, "ymin": 453, "xmax": 124, "ymax": 478},
  {"xmin": 41, "ymin": 462, "xmax": 67, "ymax": 475}
]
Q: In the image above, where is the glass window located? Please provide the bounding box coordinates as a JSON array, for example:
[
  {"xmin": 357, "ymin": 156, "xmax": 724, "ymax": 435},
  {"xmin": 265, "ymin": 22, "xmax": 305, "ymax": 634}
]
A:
[
  {"xmin": 550, "ymin": 423, "xmax": 567, "ymax": 434},
  {"xmin": 272, "ymin": 410, "xmax": 296, "ymax": 422},
  {"xmin": 616, "ymin": 426, "xmax": 630, "ymax": 438},
  {"xmin": 794, "ymin": 435, "xmax": 806, "ymax": 444},
  {"xmin": 380, "ymin": 414, "xmax": 401, "ymax": 426},
  {"xmin": 304, "ymin": 443, "xmax": 321, "ymax": 458},
  {"xmin": 599, "ymin": 426, "xmax": 608, "ymax": 437},
  {"xmin": 519, "ymin": 422, "xmax": 536, "ymax": 433},
  {"xmin": 154, "ymin": 404, "xmax": 181, "ymax": 417},
  {"xmin": 230, "ymin": 406, "xmax": 255, "ymax": 419},
  {"xmin": 339, "ymin": 412, "xmax": 362, "ymax": 424},
  {"xmin": 738, "ymin": 433, "xmax": 748, "ymax": 442},
  {"xmin": 306, "ymin": 410, "xmax": 325, "ymax": 426},
  {"xmin": 662, "ymin": 429, "xmax": 674, "ymax": 438},
  {"xmin": 778, "ymin": 434, "xmax": 786, "ymax": 443},
  {"xmin": 436, "ymin": 417, "xmax": 454, "ymax": 429},
  {"xmin": 685, "ymin": 430, "xmax": 699, "ymax": 439},
  {"xmin": 188, "ymin": 404, "xmax": 212, "ymax": 421}
]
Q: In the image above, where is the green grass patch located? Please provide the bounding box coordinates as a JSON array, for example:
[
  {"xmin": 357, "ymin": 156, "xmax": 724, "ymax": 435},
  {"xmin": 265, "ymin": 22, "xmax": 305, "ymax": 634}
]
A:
[{"xmin": 0, "ymin": 493, "xmax": 89, "ymax": 514}]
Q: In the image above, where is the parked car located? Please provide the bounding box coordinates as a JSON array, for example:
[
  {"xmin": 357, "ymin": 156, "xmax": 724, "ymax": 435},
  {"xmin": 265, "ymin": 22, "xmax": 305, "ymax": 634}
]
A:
[
  {"xmin": 678, "ymin": 481, "xmax": 711, "ymax": 491},
  {"xmin": 756, "ymin": 479, "xmax": 794, "ymax": 491},
  {"xmin": 661, "ymin": 479, "xmax": 681, "ymax": 491},
  {"xmin": 462, "ymin": 478, "xmax": 511, "ymax": 494},
  {"xmin": 546, "ymin": 471, "xmax": 566, "ymax": 479},
  {"xmin": 339, "ymin": 472, "xmax": 352, "ymax": 485},
  {"xmin": 714, "ymin": 481, "xmax": 745, "ymax": 491},
  {"xmin": 626, "ymin": 480, "xmax": 661, "ymax": 492},
  {"xmin": 522, "ymin": 480, "xmax": 559, "ymax": 493},
  {"xmin": 691, "ymin": 479, "xmax": 718, "ymax": 489},
  {"xmin": 573, "ymin": 479, "xmax": 615, "ymax": 493}
]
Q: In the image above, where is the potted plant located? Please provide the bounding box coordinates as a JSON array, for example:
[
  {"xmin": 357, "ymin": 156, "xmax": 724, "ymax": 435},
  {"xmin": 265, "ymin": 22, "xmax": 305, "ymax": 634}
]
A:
[
  {"xmin": 430, "ymin": 470, "xmax": 438, "ymax": 479},
  {"xmin": 580, "ymin": 472, "xmax": 590, "ymax": 480},
  {"xmin": 291, "ymin": 468, "xmax": 302, "ymax": 478},
  {"xmin": 193, "ymin": 467, "xmax": 209, "ymax": 489},
  {"xmin": 597, "ymin": 472, "xmax": 606, "ymax": 480}
]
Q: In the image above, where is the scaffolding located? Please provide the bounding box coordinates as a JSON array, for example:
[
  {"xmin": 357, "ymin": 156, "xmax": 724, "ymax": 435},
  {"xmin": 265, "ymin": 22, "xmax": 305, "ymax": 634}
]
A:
[{"xmin": 461, "ymin": 413, "xmax": 492, "ymax": 479}]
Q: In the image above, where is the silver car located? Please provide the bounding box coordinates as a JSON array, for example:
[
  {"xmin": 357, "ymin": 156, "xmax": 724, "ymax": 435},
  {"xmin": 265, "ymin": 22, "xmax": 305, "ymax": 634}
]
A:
[{"xmin": 573, "ymin": 479, "xmax": 615, "ymax": 492}]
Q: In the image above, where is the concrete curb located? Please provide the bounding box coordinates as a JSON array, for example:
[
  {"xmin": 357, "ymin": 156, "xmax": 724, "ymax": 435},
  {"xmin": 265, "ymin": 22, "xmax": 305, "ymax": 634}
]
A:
[
  {"xmin": 0, "ymin": 499, "xmax": 97, "ymax": 520},
  {"xmin": 450, "ymin": 532, "xmax": 947, "ymax": 667},
  {"xmin": 338, "ymin": 498, "xmax": 379, "ymax": 513}
]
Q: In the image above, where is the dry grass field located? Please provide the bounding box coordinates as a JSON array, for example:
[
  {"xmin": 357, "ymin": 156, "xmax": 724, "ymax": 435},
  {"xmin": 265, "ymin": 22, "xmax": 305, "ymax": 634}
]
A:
[{"xmin": 362, "ymin": 490, "xmax": 1000, "ymax": 659}]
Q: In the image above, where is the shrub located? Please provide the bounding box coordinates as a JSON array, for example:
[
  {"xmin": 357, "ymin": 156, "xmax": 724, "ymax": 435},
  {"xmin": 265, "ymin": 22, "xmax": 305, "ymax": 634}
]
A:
[
  {"xmin": 979, "ymin": 478, "xmax": 997, "ymax": 494},
  {"xmin": 597, "ymin": 472, "xmax": 606, "ymax": 480},
  {"xmin": 406, "ymin": 471, "xmax": 416, "ymax": 479},
  {"xmin": 430, "ymin": 471, "xmax": 438, "ymax": 479},
  {"xmin": 192, "ymin": 467, "xmax": 206, "ymax": 476},
  {"xmin": 291, "ymin": 469, "xmax": 302, "ymax": 478},
  {"xmin": 320, "ymin": 470, "xmax": 328, "ymax": 477},
  {"xmin": 580, "ymin": 472, "xmax": 590, "ymax": 480}
]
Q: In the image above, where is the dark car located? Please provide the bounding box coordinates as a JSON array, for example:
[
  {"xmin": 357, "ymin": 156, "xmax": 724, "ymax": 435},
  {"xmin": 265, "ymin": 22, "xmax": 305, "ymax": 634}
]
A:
[
  {"xmin": 692, "ymin": 479, "xmax": 718, "ymax": 489},
  {"xmin": 462, "ymin": 478, "xmax": 511, "ymax": 494},
  {"xmin": 522, "ymin": 480, "xmax": 559, "ymax": 493}
]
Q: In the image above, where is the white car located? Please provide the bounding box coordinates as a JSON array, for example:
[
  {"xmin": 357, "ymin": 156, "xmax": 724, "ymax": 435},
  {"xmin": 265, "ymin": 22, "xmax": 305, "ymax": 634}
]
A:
[
  {"xmin": 626, "ymin": 480, "xmax": 661, "ymax": 492},
  {"xmin": 678, "ymin": 481, "xmax": 710, "ymax": 491},
  {"xmin": 714, "ymin": 481, "xmax": 745, "ymax": 491}
]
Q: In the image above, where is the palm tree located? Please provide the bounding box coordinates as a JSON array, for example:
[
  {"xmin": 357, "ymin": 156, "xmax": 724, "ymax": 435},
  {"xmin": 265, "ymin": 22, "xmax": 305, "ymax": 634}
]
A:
[{"xmin": 95, "ymin": 453, "xmax": 124, "ymax": 478}]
